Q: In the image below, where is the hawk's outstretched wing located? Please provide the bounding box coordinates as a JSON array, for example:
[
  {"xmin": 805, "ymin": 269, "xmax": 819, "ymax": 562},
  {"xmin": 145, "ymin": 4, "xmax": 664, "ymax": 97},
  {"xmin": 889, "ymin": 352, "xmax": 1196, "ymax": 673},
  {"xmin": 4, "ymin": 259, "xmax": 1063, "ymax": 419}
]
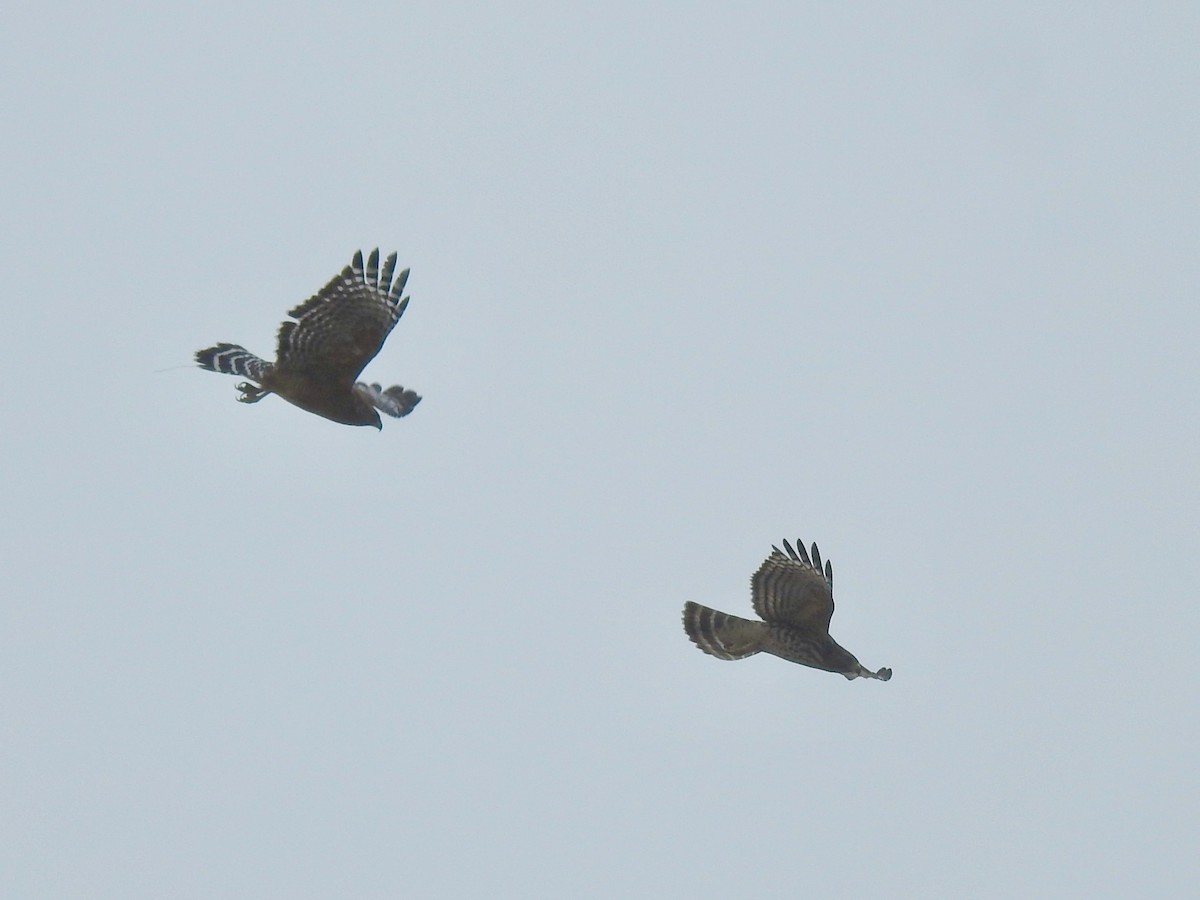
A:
[
  {"xmin": 275, "ymin": 249, "xmax": 410, "ymax": 384},
  {"xmin": 356, "ymin": 382, "xmax": 422, "ymax": 419},
  {"xmin": 750, "ymin": 539, "xmax": 835, "ymax": 633}
]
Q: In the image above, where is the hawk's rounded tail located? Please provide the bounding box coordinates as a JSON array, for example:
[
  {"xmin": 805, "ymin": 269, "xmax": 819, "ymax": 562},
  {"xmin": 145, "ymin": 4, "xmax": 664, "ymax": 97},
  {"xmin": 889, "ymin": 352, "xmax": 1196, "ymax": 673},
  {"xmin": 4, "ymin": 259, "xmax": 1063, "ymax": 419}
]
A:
[
  {"xmin": 194, "ymin": 343, "xmax": 272, "ymax": 382},
  {"xmin": 682, "ymin": 601, "xmax": 767, "ymax": 661}
]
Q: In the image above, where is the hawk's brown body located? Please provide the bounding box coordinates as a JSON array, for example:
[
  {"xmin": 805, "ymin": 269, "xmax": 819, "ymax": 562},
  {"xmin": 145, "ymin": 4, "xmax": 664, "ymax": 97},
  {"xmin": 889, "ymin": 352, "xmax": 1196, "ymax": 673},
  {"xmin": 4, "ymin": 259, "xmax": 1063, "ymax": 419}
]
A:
[
  {"xmin": 683, "ymin": 539, "xmax": 891, "ymax": 681},
  {"xmin": 196, "ymin": 249, "xmax": 421, "ymax": 429}
]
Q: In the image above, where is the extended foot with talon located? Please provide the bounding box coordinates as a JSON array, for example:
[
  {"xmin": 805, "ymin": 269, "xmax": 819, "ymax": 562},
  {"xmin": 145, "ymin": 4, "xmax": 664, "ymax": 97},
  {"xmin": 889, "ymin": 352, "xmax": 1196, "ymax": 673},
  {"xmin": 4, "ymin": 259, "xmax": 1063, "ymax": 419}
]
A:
[{"xmin": 236, "ymin": 382, "xmax": 270, "ymax": 403}]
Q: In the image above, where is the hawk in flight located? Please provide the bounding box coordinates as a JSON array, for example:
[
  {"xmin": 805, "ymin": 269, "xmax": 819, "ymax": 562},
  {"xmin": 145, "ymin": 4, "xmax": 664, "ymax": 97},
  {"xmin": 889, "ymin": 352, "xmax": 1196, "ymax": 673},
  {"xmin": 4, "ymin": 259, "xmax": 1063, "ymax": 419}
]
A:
[
  {"xmin": 683, "ymin": 538, "xmax": 892, "ymax": 681},
  {"xmin": 195, "ymin": 249, "xmax": 421, "ymax": 429}
]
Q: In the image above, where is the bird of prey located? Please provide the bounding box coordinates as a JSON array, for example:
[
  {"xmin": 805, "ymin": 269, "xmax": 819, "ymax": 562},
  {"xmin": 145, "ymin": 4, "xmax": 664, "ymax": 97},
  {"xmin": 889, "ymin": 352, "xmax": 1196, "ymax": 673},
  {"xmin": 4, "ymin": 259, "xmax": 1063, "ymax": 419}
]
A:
[
  {"xmin": 683, "ymin": 538, "xmax": 892, "ymax": 681},
  {"xmin": 195, "ymin": 249, "xmax": 421, "ymax": 429}
]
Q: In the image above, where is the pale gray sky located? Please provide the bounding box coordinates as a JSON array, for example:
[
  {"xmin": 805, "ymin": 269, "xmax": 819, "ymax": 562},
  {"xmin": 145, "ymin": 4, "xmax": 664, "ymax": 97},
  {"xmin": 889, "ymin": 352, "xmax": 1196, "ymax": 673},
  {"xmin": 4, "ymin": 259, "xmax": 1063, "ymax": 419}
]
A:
[{"xmin": 3, "ymin": 2, "xmax": 1197, "ymax": 897}]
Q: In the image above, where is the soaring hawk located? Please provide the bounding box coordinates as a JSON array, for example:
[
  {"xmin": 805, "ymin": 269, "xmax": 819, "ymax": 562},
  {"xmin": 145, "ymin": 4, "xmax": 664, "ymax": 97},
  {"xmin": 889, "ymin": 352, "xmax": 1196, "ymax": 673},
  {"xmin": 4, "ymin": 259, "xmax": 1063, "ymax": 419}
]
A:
[
  {"xmin": 195, "ymin": 249, "xmax": 421, "ymax": 429},
  {"xmin": 683, "ymin": 538, "xmax": 892, "ymax": 681}
]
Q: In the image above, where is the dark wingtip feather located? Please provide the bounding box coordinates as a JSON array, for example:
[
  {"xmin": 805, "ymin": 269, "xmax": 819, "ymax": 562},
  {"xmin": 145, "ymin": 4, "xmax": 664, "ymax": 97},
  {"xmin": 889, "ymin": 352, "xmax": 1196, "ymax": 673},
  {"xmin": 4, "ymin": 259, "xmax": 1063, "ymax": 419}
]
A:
[
  {"xmin": 392, "ymin": 267, "xmax": 410, "ymax": 297},
  {"xmin": 380, "ymin": 253, "xmax": 397, "ymax": 293},
  {"xmin": 366, "ymin": 248, "xmax": 381, "ymax": 286}
]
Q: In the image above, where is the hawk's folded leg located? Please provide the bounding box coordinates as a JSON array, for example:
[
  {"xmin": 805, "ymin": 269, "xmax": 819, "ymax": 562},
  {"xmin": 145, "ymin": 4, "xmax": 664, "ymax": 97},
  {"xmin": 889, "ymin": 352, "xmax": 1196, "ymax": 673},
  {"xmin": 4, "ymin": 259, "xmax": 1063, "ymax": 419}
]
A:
[{"xmin": 236, "ymin": 382, "xmax": 271, "ymax": 404}]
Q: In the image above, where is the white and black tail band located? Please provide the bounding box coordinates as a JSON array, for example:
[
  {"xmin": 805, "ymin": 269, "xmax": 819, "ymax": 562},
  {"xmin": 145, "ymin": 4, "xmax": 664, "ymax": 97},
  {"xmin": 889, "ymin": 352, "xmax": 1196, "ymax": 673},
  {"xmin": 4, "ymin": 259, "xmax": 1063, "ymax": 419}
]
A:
[{"xmin": 195, "ymin": 343, "xmax": 273, "ymax": 381}]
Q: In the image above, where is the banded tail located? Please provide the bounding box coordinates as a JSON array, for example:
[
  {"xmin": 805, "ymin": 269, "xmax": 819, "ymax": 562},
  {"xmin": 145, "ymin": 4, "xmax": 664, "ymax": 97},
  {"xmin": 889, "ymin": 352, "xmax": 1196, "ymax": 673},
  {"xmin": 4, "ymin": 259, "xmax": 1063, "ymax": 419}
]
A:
[
  {"xmin": 195, "ymin": 343, "xmax": 273, "ymax": 382},
  {"xmin": 682, "ymin": 601, "xmax": 767, "ymax": 660}
]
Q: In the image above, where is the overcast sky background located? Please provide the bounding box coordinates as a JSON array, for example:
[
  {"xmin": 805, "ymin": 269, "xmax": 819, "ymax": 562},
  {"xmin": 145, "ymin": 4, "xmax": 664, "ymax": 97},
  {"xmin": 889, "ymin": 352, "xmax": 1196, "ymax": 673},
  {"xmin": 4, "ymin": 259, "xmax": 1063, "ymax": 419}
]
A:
[{"xmin": 2, "ymin": 3, "xmax": 1197, "ymax": 897}]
